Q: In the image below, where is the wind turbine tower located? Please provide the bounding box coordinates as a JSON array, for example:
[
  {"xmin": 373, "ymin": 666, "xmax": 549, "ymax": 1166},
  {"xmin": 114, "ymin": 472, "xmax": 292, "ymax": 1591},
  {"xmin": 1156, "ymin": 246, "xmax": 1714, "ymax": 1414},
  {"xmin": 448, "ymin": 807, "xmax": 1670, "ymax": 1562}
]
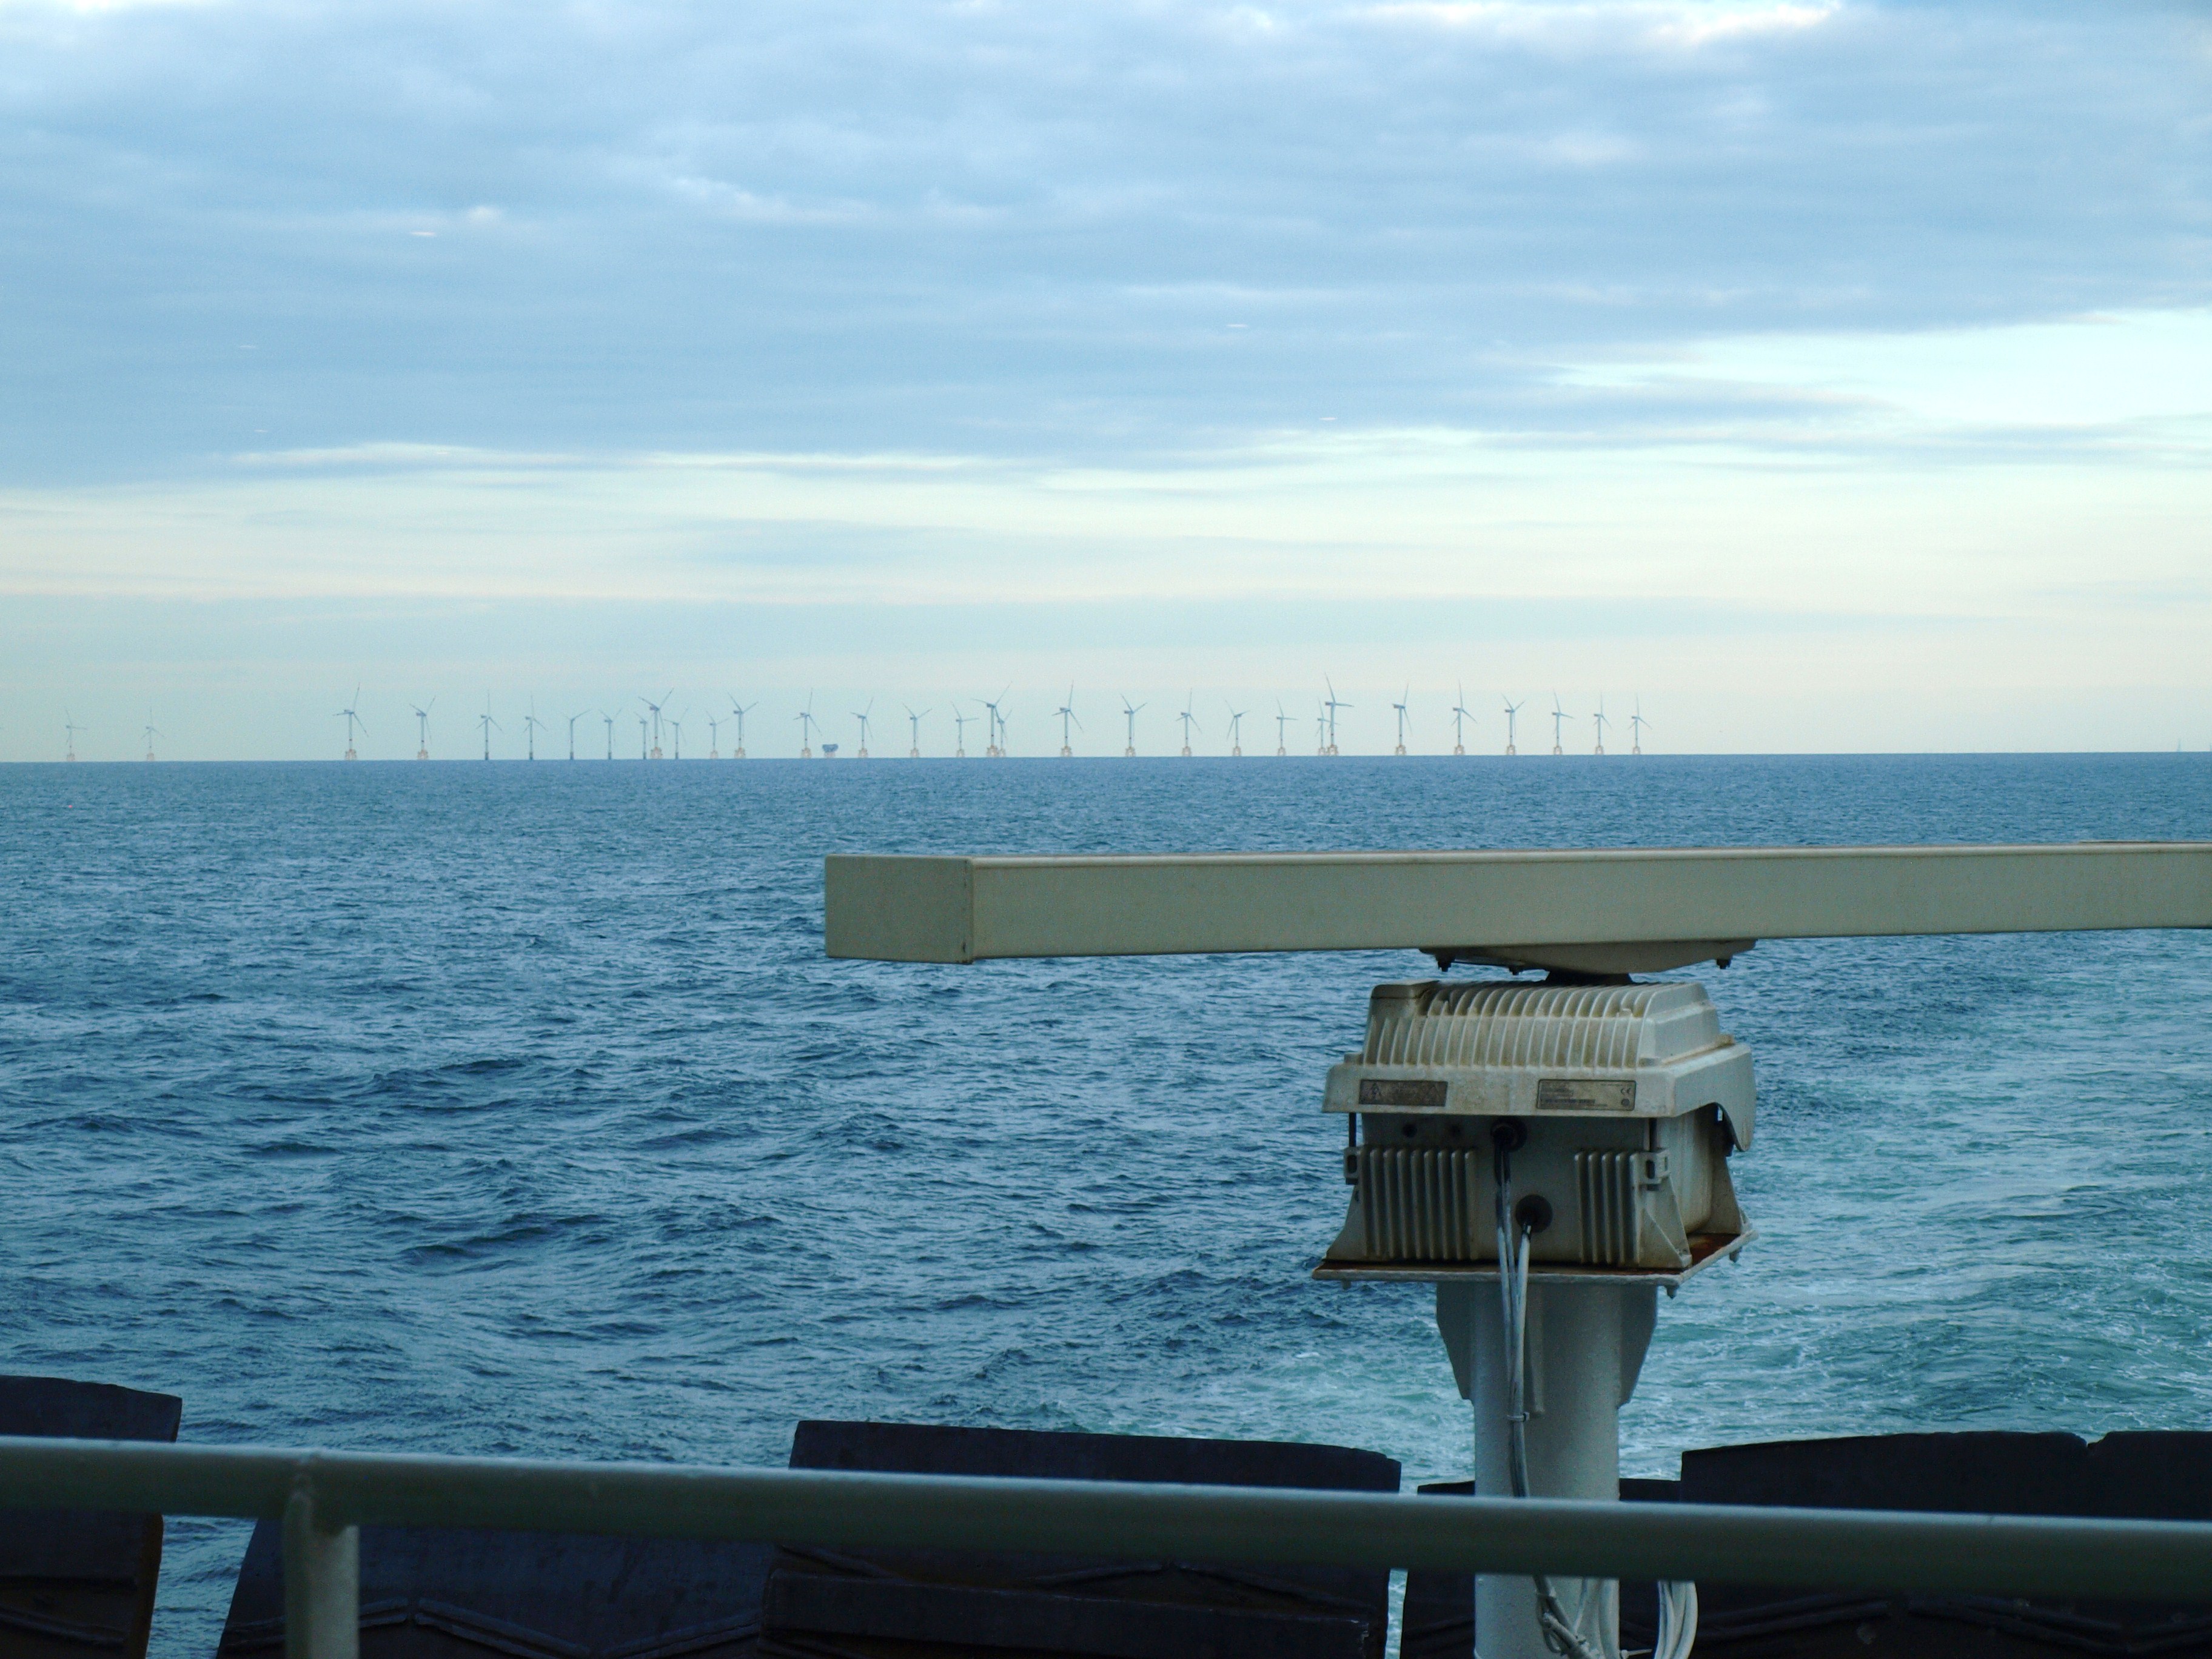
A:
[
  {"xmin": 568, "ymin": 712, "xmax": 589, "ymax": 761},
  {"xmin": 669, "ymin": 710, "xmax": 686, "ymax": 760},
  {"xmin": 705, "ymin": 713, "xmax": 720, "ymax": 759},
  {"xmin": 412, "ymin": 701, "xmax": 435, "ymax": 760},
  {"xmin": 853, "ymin": 702, "xmax": 874, "ymax": 759},
  {"xmin": 637, "ymin": 714, "xmax": 649, "ymax": 759},
  {"xmin": 1451, "ymin": 685, "xmax": 1473, "ymax": 756},
  {"xmin": 142, "ymin": 718, "xmax": 159, "ymax": 762},
  {"xmin": 1323, "ymin": 678, "xmax": 1350, "ymax": 755},
  {"xmin": 336, "ymin": 687, "xmax": 366, "ymax": 760},
  {"xmin": 905, "ymin": 705, "xmax": 931, "ymax": 758},
  {"xmin": 1315, "ymin": 706, "xmax": 1327, "ymax": 755},
  {"xmin": 479, "ymin": 700, "xmax": 501, "ymax": 761},
  {"xmin": 1121, "ymin": 696, "xmax": 1145, "ymax": 757},
  {"xmin": 1177, "ymin": 695, "xmax": 1201, "ymax": 756},
  {"xmin": 1391, "ymin": 686, "xmax": 1410, "ymax": 756},
  {"xmin": 1274, "ymin": 702, "xmax": 1290, "ymax": 757},
  {"xmin": 951, "ymin": 705, "xmax": 971, "ymax": 758},
  {"xmin": 1592, "ymin": 695, "xmax": 1609, "ymax": 756},
  {"xmin": 63, "ymin": 712, "xmax": 80, "ymax": 762},
  {"xmin": 641, "ymin": 691, "xmax": 672, "ymax": 759},
  {"xmin": 797, "ymin": 699, "xmax": 819, "ymax": 759},
  {"xmin": 1631, "ymin": 697, "xmax": 1650, "ymax": 756},
  {"xmin": 1501, "ymin": 697, "xmax": 1524, "ymax": 756},
  {"xmin": 1226, "ymin": 705, "xmax": 1247, "ymax": 757},
  {"xmin": 982, "ymin": 691, "xmax": 1008, "ymax": 757},
  {"xmin": 1054, "ymin": 688, "xmax": 1080, "ymax": 757},
  {"xmin": 730, "ymin": 697, "xmax": 757, "ymax": 759},
  {"xmin": 523, "ymin": 701, "xmax": 547, "ymax": 761},
  {"xmin": 600, "ymin": 711, "xmax": 615, "ymax": 760},
  {"xmin": 1550, "ymin": 694, "xmax": 1572, "ymax": 756}
]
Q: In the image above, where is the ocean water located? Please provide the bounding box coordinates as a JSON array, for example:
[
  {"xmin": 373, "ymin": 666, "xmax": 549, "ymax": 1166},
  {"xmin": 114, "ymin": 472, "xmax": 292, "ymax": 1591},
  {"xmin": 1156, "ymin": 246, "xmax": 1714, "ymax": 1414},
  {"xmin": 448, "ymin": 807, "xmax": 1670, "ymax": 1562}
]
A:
[{"xmin": 4, "ymin": 754, "xmax": 2211, "ymax": 1657}]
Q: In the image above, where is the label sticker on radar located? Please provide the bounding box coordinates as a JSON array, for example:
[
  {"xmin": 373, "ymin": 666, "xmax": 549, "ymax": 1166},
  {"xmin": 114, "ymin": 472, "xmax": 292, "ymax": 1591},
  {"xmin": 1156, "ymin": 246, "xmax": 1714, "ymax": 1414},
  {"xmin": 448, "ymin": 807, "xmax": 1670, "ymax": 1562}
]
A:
[
  {"xmin": 1536, "ymin": 1079, "xmax": 1636, "ymax": 1111},
  {"xmin": 1358, "ymin": 1079, "xmax": 1448, "ymax": 1108}
]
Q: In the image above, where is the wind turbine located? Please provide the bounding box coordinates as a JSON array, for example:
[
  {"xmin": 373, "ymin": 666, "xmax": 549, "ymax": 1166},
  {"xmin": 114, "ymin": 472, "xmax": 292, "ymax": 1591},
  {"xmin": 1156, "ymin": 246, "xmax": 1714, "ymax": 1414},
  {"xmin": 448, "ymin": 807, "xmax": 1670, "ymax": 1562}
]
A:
[
  {"xmin": 1314, "ymin": 706, "xmax": 1327, "ymax": 755},
  {"xmin": 1550, "ymin": 694, "xmax": 1572, "ymax": 756},
  {"xmin": 1274, "ymin": 701, "xmax": 1290, "ymax": 757},
  {"xmin": 1177, "ymin": 694, "xmax": 1201, "ymax": 756},
  {"xmin": 670, "ymin": 709, "xmax": 687, "ymax": 760},
  {"xmin": 142, "ymin": 717, "xmax": 159, "ymax": 762},
  {"xmin": 412, "ymin": 700, "xmax": 435, "ymax": 760},
  {"xmin": 1226, "ymin": 703, "xmax": 1248, "ymax": 757},
  {"xmin": 1592, "ymin": 695, "xmax": 1609, "ymax": 757},
  {"xmin": 637, "ymin": 713, "xmax": 649, "ymax": 759},
  {"xmin": 640, "ymin": 690, "xmax": 672, "ymax": 759},
  {"xmin": 729, "ymin": 695, "xmax": 757, "ymax": 759},
  {"xmin": 335, "ymin": 686, "xmax": 366, "ymax": 760},
  {"xmin": 1451, "ymin": 685, "xmax": 1473, "ymax": 756},
  {"xmin": 853, "ymin": 700, "xmax": 874, "ymax": 759},
  {"xmin": 982, "ymin": 689, "xmax": 1008, "ymax": 757},
  {"xmin": 1502, "ymin": 697, "xmax": 1524, "ymax": 756},
  {"xmin": 478, "ymin": 699, "xmax": 501, "ymax": 761},
  {"xmin": 1630, "ymin": 697, "xmax": 1651, "ymax": 756},
  {"xmin": 568, "ymin": 711, "xmax": 589, "ymax": 761},
  {"xmin": 600, "ymin": 711, "xmax": 615, "ymax": 760},
  {"xmin": 523, "ymin": 700, "xmax": 547, "ymax": 762},
  {"xmin": 904, "ymin": 704, "xmax": 931, "ymax": 757},
  {"xmin": 705, "ymin": 712, "xmax": 721, "ymax": 759},
  {"xmin": 1323, "ymin": 677, "xmax": 1351, "ymax": 755},
  {"xmin": 1055, "ymin": 688, "xmax": 1081, "ymax": 757},
  {"xmin": 797, "ymin": 697, "xmax": 819, "ymax": 759},
  {"xmin": 951, "ymin": 704, "xmax": 972, "ymax": 757},
  {"xmin": 63, "ymin": 711, "xmax": 81, "ymax": 762},
  {"xmin": 1391, "ymin": 686, "xmax": 1410, "ymax": 756},
  {"xmin": 1121, "ymin": 695, "xmax": 1145, "ymax": 757}
]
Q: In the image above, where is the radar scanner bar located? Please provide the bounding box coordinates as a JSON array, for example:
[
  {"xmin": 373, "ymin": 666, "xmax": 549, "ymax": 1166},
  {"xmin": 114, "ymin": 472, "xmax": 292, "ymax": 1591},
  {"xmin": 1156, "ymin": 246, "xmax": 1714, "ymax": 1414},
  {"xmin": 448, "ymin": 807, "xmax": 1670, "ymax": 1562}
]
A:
[{"xmin": 825, "ymin": 841, "xmax": 2212, "ymax": 971}]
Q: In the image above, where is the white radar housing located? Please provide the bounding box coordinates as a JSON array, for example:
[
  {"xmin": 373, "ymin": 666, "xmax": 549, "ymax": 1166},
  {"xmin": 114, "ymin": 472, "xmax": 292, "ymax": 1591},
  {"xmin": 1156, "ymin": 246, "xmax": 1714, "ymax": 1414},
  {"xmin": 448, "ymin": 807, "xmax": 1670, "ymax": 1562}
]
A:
[{"xmin": 1321, "ymin": 980, "xmax": 1755, "ymax": 1276}]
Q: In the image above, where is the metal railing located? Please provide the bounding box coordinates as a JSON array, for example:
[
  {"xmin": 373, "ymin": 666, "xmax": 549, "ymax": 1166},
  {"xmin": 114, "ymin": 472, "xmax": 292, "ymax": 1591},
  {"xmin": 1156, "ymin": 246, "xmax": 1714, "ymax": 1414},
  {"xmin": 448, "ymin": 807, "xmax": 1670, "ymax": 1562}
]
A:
[{"xmin": 8, "ymin": 1436, "xmax": 2212, "ymax": 1659}]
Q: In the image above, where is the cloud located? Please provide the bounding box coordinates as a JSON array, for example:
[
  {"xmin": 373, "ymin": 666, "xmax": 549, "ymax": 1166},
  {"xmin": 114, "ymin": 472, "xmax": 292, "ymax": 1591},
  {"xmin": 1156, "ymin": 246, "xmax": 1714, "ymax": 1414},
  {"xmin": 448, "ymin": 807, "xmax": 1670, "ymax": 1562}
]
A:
[
  {"xmin": 0, "ymin": 0, "xmax": 2205, "ymax": 485},
  {"xmin": 1362, "ymin": 1, "xmax": 1841, "ymax": 51}
]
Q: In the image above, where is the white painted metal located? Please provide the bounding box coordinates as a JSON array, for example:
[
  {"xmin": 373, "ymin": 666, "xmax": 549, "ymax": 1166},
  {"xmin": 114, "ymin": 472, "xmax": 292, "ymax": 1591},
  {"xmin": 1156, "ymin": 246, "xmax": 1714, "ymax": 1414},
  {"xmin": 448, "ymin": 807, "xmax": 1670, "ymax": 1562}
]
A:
[
  {"xmin": 824, "ymin": 842, "xmax": 2212, "ymax": 968},
  {"xmin": 1322, "ymin": 980, "xmax": 1751, "ymax": 1270},
  {"xmin": 1437, "ymin": 1281, "xmax": 1658, "ymax": 1659},
  {"xmin": 282, "ymin": 1484, "xmax": 359, "ymax": 1659},
  {"xmin": 1324, "ymin": 980, "xmax": 1755, "ymax": 1141}
]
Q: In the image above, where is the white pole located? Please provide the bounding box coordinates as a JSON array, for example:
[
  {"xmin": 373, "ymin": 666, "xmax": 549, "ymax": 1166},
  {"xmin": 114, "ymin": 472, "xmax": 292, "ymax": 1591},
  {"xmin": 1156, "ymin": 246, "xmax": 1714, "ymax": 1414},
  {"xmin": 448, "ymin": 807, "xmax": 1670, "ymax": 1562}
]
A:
[
  {"xmin": 282, "ymin": 1482, "xmax": 359, "ymax": 1659},
  {"xmin": 1443, "ymin": 1280, "xmax": 1657, "ymax": 1659}
]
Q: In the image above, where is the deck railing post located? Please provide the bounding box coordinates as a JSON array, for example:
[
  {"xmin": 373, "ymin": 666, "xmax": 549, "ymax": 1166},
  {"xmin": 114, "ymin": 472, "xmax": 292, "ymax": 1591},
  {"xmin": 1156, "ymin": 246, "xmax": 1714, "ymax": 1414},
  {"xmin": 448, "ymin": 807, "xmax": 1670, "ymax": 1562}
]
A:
[{"xmin": 283, "ymin": 1474, "xmax": 359, "ymax": 1659}]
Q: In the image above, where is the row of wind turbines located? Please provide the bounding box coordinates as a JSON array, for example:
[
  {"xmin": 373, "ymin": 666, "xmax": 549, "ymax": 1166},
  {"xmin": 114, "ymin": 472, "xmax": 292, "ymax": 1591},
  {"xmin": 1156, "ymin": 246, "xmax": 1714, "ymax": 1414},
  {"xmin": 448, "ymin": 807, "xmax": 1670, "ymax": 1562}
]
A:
[
  {"xmin": 311, "ymin": 684, "xmax": 1649, "ymax": 760},
  {"xmin": 341, "ymin": 693, "xmax": 772, "ymax": 762}
]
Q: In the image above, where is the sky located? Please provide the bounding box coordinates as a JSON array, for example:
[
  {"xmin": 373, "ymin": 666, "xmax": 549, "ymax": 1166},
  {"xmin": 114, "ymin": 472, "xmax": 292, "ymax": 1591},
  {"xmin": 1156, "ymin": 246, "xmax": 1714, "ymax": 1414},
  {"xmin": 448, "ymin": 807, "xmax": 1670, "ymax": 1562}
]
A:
[{"xmin": 2, "ymin": 0, "xmax": 2208, "ymax": 758}]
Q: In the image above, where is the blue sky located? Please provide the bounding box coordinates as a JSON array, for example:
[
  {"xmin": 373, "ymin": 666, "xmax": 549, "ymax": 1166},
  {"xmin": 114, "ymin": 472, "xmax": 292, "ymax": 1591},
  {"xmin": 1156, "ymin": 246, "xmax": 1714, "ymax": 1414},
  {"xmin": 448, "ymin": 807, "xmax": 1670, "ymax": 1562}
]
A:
[{"xmin": 2, "ymin": 0, "xmax": 2208, "ymax": 756}]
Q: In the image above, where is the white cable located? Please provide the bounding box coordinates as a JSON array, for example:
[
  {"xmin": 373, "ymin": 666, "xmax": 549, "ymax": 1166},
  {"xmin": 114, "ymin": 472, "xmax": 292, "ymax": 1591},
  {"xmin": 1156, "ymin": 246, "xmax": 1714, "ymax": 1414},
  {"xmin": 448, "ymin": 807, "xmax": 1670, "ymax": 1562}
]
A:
[{"xmin": 1655, "ymin": 1579, "xmax": 1699, "ymax": 1659}]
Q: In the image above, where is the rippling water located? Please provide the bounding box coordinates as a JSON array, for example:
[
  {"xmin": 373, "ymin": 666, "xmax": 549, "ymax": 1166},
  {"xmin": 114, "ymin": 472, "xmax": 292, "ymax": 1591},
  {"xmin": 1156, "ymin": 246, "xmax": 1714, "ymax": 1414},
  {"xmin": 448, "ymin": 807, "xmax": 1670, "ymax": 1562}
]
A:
[{"xmin": 4, "ymin": 754, "xmax": 2210, "ymax": 1657}]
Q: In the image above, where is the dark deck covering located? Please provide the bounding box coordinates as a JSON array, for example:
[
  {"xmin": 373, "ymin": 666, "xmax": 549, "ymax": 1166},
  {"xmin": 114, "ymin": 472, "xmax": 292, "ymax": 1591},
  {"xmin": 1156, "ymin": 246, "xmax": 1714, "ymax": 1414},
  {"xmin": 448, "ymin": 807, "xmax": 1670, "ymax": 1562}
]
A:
[
  {"xmin": 763, "ymin": 1419, "xmax": 1402, "ymax": 1659},
  {"xmin": 0, "ymin": 1374, "xmax": 183, "ymax": 1659},
  {"xmin": 216, "ymin": 1524, "xmax": 776, "ymax": 1659}
]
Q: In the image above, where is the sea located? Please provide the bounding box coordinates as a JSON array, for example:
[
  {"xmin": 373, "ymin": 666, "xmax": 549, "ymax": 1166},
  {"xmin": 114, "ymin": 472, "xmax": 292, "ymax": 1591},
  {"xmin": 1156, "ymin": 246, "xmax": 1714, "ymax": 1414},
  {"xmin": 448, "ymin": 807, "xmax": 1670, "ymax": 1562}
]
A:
[{"xmin": 5, "ymin": 753, "xmax": 2211, "ymax": 1657}]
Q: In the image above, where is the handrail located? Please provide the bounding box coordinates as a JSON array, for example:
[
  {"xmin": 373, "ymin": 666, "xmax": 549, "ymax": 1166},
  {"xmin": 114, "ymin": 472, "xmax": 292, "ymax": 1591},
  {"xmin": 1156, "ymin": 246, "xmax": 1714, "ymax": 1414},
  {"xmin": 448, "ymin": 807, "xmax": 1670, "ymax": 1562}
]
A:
[{"xmin": 7, "ymin": 1438, "xmax": 2212, "ymax": 1659}]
